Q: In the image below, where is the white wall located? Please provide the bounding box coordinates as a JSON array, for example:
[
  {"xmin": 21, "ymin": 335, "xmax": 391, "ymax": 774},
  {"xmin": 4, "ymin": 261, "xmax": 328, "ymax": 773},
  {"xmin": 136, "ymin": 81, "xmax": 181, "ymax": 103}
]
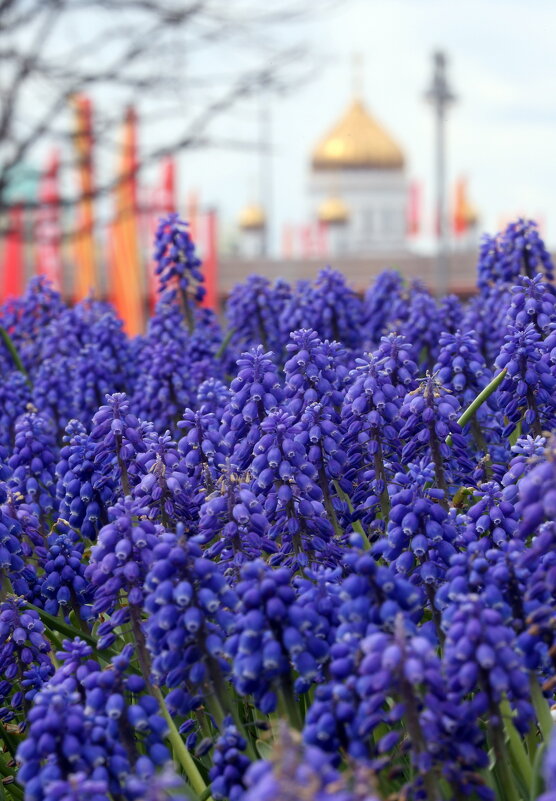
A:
[{"xmin": 310, "ymin": 167, "xmax": 408, "ymax": 253}]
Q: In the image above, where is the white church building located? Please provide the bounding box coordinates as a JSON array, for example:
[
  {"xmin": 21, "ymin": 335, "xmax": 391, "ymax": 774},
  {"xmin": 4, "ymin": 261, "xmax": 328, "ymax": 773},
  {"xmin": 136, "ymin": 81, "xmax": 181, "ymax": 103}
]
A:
[
  {"xmin": 310, "ymin": 96, "xmax": 408, "ymax": 256},
  {"xmin": 237, "ymin": 91, "xmax": 411, "ymax": 258}
]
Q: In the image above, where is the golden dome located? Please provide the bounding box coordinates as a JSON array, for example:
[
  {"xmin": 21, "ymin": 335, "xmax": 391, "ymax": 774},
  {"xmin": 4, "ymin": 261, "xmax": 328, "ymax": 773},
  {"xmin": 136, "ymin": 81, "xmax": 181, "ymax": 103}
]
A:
[
  {"xmin": 318, "ymin": 196, "xmax": 349, "ymax": 225},
  {"xmin": 312, "ymin": 99, "xmax": 404, "ymax": 171},
  {"xmin": 238, "ymin": 203, "xmax": 266, "ymax": 231},
  {"xmin": 462, "ymin": 200, "xmax": 479, "ymax": 226}
]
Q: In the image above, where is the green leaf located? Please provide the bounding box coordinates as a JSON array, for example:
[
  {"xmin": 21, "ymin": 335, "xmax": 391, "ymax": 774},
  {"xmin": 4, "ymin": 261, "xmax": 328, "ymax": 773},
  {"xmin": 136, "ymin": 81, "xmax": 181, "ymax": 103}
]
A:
[
  {"xmin": 254, "ymin": 739, "xmax": 273, "ymax": 760},
  {"xmin": 25, "ymin": 604, "xmax": 120, "ymax": 665},
  {"xmin": 530, "ymin": 742, "xmax": 546, "ymax": 801},
  {"xmin": 0, "ymin": 328, "xmax": 29, "ymax": 384},
  {"xmin": 26, "ymin": 603, "xmax": 96, "ymax": 646},
  {"xmin": 446, "ymin": 368, "xmax": 507, "ymax": 446}
]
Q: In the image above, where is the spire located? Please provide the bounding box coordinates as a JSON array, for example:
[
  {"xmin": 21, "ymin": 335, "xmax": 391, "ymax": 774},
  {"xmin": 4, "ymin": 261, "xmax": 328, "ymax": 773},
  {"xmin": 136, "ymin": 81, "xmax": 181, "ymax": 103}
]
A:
[
  {"xmin": 425, "ymin": 50, "xmax": 457, "ymax": 296},
  {"xmin": 352, "ymin": 52, "xmax": 364, "ymax": 100}
]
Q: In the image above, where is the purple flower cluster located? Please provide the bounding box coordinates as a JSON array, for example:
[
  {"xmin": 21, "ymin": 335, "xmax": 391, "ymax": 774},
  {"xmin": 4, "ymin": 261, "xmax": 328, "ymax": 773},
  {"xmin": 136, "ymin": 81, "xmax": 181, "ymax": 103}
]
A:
[
  {"xmin": 153, "ymin": 214, "xmax": 205, "ymax": 308},
  {"xmin": 143, "ymin": 529, "xmax": 237, "ymax": 717},
  {"xmin": 17, "ymin": 640, "xmax": 171, "ymax": 801},
  {"xmin": 2, "ymin": 213, "xmax": 556, "ymax": 801},
  {"xmin": 0, "ymin": 598, "xmax": 53, "ymax": 725}
]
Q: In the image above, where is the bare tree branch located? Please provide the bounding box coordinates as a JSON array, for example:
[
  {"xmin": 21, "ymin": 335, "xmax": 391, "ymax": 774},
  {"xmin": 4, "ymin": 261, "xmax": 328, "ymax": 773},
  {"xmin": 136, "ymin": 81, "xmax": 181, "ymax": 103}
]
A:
[{"xmin": 0, "ymin": 0, "xmax": 341, "ymax": 227}]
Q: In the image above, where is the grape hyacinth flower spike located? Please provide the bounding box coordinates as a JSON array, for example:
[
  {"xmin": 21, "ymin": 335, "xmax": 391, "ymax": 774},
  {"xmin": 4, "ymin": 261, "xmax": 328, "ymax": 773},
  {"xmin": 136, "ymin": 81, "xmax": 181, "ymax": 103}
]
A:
[{"xmin": 153, "ymin": 213, "xmax": 205, "ymax": 330}]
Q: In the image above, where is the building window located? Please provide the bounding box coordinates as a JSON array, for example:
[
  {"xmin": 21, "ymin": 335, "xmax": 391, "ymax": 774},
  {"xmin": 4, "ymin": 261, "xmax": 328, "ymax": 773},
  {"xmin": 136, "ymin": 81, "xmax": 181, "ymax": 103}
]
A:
[{"xmin": 363, "ymin": 208, "xmax": 374, "ymax": 233}]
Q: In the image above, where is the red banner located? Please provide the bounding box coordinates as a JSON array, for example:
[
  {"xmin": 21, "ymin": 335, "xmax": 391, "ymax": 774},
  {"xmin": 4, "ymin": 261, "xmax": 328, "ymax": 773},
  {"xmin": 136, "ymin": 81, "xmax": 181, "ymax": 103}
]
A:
[
  {"xmin": 408, "ymin": 181, "xmax": 421, "ymax": 236},
  {"xmin": 187, "ymin": 191, "xmax": 199, "ymax": 243},
  {"xmin": 282, "ymin": 224, "xmax": 294, "ymax": 259},
  {"xmin": 201, "ymin": 209, "xmax": 218, "ymax": 312},
  {"xmin": 1, "ymin": 205, "xmax": 24, "ymax": 301}
]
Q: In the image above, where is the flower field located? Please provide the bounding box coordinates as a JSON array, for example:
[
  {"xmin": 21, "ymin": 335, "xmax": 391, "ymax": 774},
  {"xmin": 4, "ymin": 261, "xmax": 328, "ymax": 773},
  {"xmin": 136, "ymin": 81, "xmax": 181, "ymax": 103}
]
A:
[{"xmin": 0, "ymin": 214, "xmax": 556, "ymax": 800}]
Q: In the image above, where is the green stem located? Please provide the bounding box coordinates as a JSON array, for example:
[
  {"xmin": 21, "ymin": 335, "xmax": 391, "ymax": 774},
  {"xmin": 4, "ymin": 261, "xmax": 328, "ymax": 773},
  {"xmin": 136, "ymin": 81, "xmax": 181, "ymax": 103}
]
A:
[
  {"xmin": 115, "ymin": 433, "xmax": 130, "ymax": 496},
  {"xmin": 373, "ymin": 440, "xmax": 390, "ymax": 519},
  {"xmin": 530, "ymin": 742, "xmax": 546, "ymax": 801},
  {"xmin": 255, "ymin": 306, "xmax": 268, "ymax": 351},
  {"xmin": 318, "ymin": 466, "xmax": 342, "ymax": 538},
  {"xmin": 0, "ymin": 722, "xmax": 17, "ymax": 762},
  {"xmin": 278, "ymin": 682, "xmax": 302, "ymax": 731},
  {"xmin": 429, "ymin": 426, "xmax": 449, "ymax": 508},
  {"xmin": 530, "ymin": 674, "xmax": 553, "ymax": 741},
  {"xmin": 526, "ymin": 724, "xmax": 538, "ymax": 764},
  {"xmin": 510, "ymin": 419, "xmax": 523, "ymax": 447},
  {"xmin": 0, "ymin": 327, "xmax": 29, "ymax": 384},
  {"xmin": 333, "ymin": 481, "xmax": 370, "ymax": 550},
  {"xmin": 526, "ymin": 390, "xmax": 543, "ymax": 438},
  {"xmin": 129, "ymin": 605, "xmax": 153, "ymax": 692},
  {"xmin": 70, "ymin": 594, "xmax": 90, "ymax": 636},
  {"xmin": 0, "ymin": 574, "xmax": 11, "ymax": 604},
  {"xmin": 215, "ymin": 328, "xmax": 235, "ymax": 360},
  {"xmin": 0, "ymin": 756, "xmax": 23, "ymax": 800},
  {"xmin": 480, "ymin": 766, "xmax": 497, "ymax": 796},
  {"xmin": 399, "ymin": 677, "xmax": 439, "ymax": 801},
  {"xmin": 153, "ymin": 686, "xmax": 210, "ymax": 799},
  {"xmin": 180, "ymin": 287, "xmax": 195, "ymax": 333},
  {"xmin": 446, "ymin": 368, "xmax": 507, "ymax": 445},
  {"xmin": 489, "ymin": 717, "xmax": 522, "ymax": 801},
  {"xmin": 424, "ymin": 584, "xmax": 444, "ymax": 645},
  {"xmin": 501, "ymin": 698, "xmax": 532, "ymax": 788},
  {"xmin": 471, "ymin": 417, "xmax": 489, "ymax": 459},
  {"xmin": 206, "ymin": 662, "xmax": 258, "ymax": 760},
  {"xmin": 204, "ymin": 693, "xmax": 225, "ymax": 730}
]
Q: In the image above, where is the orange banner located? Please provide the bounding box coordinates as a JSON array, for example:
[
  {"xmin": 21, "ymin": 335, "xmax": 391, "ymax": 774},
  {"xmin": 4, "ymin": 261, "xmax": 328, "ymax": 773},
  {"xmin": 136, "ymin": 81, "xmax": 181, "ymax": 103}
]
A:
[
  {"xmin": 72, "ymin": 94, "xmax": 97, "ymax": 300},
  {"xmin": 453, "ymin": 177, "xmax": 478, "ymax": 237},
  {"xmin": 109, "ymin": 106, "xmax": 144, "ymax": 336}
]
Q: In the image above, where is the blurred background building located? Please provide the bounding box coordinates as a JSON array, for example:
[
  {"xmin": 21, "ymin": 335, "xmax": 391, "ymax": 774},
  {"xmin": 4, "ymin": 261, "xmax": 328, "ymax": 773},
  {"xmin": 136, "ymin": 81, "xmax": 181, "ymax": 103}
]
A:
[
  {"xmin": 1, "ymin": 0, "xmax": 553, "ymax": 331},
  {"xmin": 310, "ymin": 95, "xmax": 407, "ymax": 254}
]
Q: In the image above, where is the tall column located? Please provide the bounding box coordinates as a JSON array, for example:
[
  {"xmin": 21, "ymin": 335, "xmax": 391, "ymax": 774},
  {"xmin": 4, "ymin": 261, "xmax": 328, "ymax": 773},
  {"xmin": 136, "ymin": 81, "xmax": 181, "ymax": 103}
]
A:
[
  {"xmin": 425, "ymin": 52, "xmax": 456, "ymax": 297},
  {"xmin": 258, "ymin": 98, "xmax": 272, "ymax": 258}
]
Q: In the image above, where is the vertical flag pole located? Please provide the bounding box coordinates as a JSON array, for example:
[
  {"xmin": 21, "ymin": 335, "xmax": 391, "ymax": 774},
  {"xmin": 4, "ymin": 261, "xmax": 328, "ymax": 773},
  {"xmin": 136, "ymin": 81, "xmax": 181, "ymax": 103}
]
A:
[
  {"xmin": 72, "ymin": 94, "xmax": 97, "ymax": 301},
  {"xmin": 425, "ymin": 52, "xmax": 456, "ymax": 298}
]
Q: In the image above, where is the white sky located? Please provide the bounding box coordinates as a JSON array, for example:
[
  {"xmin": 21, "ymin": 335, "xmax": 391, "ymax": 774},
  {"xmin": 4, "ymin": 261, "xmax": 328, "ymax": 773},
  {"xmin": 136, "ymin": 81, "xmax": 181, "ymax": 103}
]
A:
[{"xmin": 177, "ymin": 0, "xmax": 556, "ymax": 254}]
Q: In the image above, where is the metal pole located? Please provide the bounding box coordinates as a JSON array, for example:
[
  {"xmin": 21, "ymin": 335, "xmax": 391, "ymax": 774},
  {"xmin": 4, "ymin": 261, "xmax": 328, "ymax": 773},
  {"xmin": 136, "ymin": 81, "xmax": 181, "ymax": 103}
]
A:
[
  {"xmin": 258, "ymin": 97, "xmax": 272, "ymax": 258},
  {"xmin": 436, "ymin": 97, "xmax": 447, "ymax": 297},
  {"xmin": 425, "ymin": 51, "xmax": 456, "ymax": 298}
]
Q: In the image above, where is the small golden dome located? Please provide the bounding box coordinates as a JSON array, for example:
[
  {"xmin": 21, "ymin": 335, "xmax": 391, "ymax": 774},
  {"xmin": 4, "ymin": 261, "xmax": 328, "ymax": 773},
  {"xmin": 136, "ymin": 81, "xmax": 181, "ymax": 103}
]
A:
[
  {"xmin": 239, "ymin": 203, "xmax": 266, "ymax": 231},
  {"xmin": 463, "ymin": 201, "xmax": 479, "ymax": 226},
  {"xmin": 318, "ymin": 196, "xmax": 349, "ymax": 225},
  {"xmin": 312, "ymin": 99, "xmax": 404, "ymax": 171}
]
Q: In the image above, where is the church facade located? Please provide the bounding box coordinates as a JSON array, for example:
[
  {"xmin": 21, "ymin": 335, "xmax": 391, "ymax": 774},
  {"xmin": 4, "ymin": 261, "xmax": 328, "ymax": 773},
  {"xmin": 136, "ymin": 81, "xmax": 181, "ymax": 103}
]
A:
[
  {"xmin": 311, "ymin": 98, "xmax": 408, "ymax": 255},
  {"xmin": 236, "ymin": 93, "xmax": 412, "ymax": 258}
]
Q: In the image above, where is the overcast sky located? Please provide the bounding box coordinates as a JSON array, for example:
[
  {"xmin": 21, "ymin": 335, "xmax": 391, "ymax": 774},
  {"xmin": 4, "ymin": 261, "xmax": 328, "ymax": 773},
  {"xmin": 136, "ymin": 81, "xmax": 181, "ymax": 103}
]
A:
[{"xmin": 178, "ymin": 0, "xmax": 556, "ymax": 255}]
